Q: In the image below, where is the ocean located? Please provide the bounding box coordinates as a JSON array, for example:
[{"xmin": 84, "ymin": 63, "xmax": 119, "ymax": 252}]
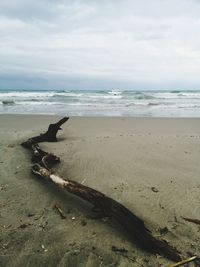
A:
[{"xmin": 1, "ymin": 89, "xmax": 200, "ymax": 117}]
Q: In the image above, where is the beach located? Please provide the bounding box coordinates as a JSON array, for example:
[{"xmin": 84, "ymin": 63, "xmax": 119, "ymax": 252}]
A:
[{"xmin": 0, "ymin": 115, "xmax": 200, "ymax": 266}]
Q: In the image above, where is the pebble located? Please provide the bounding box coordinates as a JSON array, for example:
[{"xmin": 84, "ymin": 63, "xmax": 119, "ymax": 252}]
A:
[{"xmin": 151, "ymin": 187, "xmax": 159, "ymax": 193}]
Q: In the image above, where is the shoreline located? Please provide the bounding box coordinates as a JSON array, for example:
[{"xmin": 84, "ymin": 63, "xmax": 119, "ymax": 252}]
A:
[
  {"xmin": 0, "ymin": 115, "xmax": 200, "ymax": 266},
  {"xmin": 1, "ymin": 89, "xmax": 200, "ymax": 118},
  {"xmin": 1, "ymin": 113, "xmax": 200, "ymax": 118}
]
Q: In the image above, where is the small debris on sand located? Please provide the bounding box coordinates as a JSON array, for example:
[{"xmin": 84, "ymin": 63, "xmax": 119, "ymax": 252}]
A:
[
  {"xmin": 112, "ymin": 246, "xmax": 128, "ymax": 253},
  {"xmin": 7, "ymin": 144, "xmax": 15, "ymax": 148},
  {"xmin": 0, "ymin": 185, "xmax": 7, "ymax": 191},
  {"xmin": 18, "ymin": 223, "xmax": 29, "ymax": 229},
  {"xmin": 41, "ymin": 244, "xmax": 48, "ymax": 253},
  {"xmin": 151, "ymin": 187, "xmax": 159, "ymax": 193},
  {"xmin": 159, "ymin": 227, "xmax": 169, "ymax": 235},
  {"xmin": 81, "ymin": 220, "xmax": 87, "ymax": 226},
  {"xmin": 27, "ymin": 212, "xmax": 35, "ymax": 217},
  {"xmin": 53, "ymin": 203, "xmax": 66, "ymax": 219}
]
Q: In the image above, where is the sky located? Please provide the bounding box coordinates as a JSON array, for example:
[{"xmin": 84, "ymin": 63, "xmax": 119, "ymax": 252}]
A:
[{"xmin": 0, "ymin": 0, "xmax": 200, "ymax": 90}]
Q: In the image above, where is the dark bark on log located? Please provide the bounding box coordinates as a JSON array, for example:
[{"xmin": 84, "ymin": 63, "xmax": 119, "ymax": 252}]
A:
[
  {"xmin": 31, "ymin": 144, "xmax": 60, "ymax": 168},
  {"xmin": 21, "ymin": 117, "xmax": 69, "ymax": 148},
  {"xmin": 21, "ymin": 117, "xmax": 182, "ymax": 262}
]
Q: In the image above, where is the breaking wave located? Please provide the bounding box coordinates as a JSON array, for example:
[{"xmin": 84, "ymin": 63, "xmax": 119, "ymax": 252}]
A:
[{"xmin": 1, "ymin": 89, "xmax": 200, "ymax": 117}]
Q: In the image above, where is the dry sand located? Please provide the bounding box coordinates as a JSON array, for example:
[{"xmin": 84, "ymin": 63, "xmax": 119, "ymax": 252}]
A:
[{"xmin": 0, "ymin": 115, "xmax": 200, "ymax": 267}]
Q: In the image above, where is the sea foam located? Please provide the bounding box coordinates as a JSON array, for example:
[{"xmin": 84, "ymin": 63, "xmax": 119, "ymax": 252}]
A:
[{"xmin": 0, "ymin": 89, "xmax": 200, "ymax": 117}]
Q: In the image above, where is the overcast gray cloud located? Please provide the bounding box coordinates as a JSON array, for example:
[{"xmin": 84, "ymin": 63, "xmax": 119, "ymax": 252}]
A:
[{"xmin": 0, "ymin": 0, "xmax": 200, "ymax": 90}]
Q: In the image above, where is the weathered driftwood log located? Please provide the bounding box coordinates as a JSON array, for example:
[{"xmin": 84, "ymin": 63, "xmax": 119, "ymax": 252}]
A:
[
  {"xmin": 21, "ymin": 117, "xmax": 181, "ymax": 262},
  {"xmin": 21, "ymin": 117, "xmax": 69, "ymax": 148},
  {"xmin": 32, "ymin": 164, "xmax": 181, "ymax": 262}
]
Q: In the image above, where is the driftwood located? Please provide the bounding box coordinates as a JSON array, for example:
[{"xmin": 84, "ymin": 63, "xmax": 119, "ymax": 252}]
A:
[
  {"xmin": 21, "ymin": 117, "xmax": 182, "ymax": 262},
  {"xmin": 182, "ymin": 217, "xmax": 200, "ymax": 225},
  {"xmin": 168, "ymin": 256, "xmax": 199, "ymax": 267},
  {"xmin": 54, "ymin": 203, "xmax": 66, "ymax": 219},
  {"xmin": 21, "ymin": 117, "xmax": 69, "ymax": 148}
]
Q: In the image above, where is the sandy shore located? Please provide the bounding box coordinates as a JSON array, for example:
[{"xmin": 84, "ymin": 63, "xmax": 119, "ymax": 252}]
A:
[{"xmin": 0, "ymin": 115, "xmax": 200, "ymax": 267}]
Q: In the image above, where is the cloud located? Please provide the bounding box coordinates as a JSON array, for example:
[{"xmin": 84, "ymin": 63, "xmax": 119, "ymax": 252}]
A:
[
  {"xmin": 0, "ymin": 0, "xmax": 200, "ymax": 89},
  {"xmin": 0, "ymin": 0, "xmax": 62, "ymax": 21}
]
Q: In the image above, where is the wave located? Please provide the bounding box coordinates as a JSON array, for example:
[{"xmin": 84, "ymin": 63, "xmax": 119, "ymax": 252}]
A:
[
  {"xmin": 178, "ymin": 104, "xmax": 200, "ymax": 109},
  {"xmin": 148, "ymin": 102, "xmax": 160, "ymax": 106},
  {"xmin": 54, "ymin": 90, "xmax": 70, "ymax": 93},
  {"xmin": 125, "ymin": 102, "xmax": 171, "ymax": 107},
  {"xmin": 135, "ymin": 94, "xmax": 155, "ymax": 100},
  {"xmin": 170, "ymin": 90, "xmax": 181, "ymax": 93},
  {"xmin": 2, "ymin": 100, "xmax": 15, "ymax": 105},
  {"xmin": 1, "ymin": 89, "xmax": 200, "ymax": 117},
  {"xmin": 108, "ymin": 90, "xmax": 122, "ymax": 95}
]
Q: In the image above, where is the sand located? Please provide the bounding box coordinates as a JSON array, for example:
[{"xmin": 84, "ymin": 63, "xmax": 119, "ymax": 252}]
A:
[{"xmin": 0, "ymin": 115, "xmax": 200, "ymax": 267}]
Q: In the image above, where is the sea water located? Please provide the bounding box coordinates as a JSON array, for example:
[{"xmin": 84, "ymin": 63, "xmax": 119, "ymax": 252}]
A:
[{"xmin": 1, "ymin": 89, "xmax": 200, "ymax": 117}]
